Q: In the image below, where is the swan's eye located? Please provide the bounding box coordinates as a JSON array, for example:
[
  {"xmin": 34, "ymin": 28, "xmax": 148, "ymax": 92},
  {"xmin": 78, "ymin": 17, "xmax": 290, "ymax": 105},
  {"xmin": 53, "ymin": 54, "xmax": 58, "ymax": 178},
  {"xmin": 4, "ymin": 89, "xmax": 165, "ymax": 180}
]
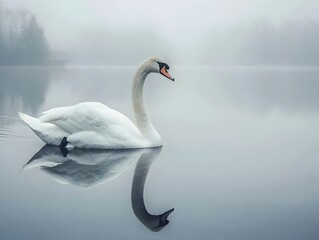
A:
[{"xmin": 157, "ymin": 62, "xmax": 170, "ymax": 70}]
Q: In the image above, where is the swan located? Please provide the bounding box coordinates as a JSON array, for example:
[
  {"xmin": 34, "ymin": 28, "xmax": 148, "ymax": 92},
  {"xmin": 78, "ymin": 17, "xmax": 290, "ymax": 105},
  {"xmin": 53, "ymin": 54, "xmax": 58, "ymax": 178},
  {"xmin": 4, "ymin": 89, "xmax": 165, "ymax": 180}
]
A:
[{"xmin": 18, "ymin": 56, "xmax": 174, "ymax": 149}]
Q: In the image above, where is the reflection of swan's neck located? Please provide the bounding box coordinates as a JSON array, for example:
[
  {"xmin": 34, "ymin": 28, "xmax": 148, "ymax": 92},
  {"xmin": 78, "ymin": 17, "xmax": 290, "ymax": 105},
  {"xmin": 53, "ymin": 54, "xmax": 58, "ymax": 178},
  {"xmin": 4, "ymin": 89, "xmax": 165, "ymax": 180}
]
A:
[
  {"xmin": 131, "ymin": 148, "xmax": 173, "ymax": 232},
  {"xmin": 132, "ymin": 64, "xmax": 160, "ymax": 143}
]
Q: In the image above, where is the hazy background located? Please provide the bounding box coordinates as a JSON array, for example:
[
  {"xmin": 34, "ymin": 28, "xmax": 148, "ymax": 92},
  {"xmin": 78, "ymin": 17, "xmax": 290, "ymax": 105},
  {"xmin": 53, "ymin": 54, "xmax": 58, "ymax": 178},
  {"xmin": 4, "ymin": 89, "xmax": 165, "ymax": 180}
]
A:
[
  {"xmin": 1, "ymin": 1, "xmax": 319, "ymax": 239},
  {"xmin": 1, "ymin": 0, "xmax": 319, "ymax": 65}
]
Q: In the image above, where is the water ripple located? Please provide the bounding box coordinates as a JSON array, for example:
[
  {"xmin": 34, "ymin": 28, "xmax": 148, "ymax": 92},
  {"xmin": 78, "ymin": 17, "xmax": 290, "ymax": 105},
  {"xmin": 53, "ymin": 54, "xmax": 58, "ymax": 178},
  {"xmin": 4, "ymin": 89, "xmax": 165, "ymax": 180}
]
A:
[{"xmin": 0, "ymin": 115, "xmax": 36, "ymax": 143}]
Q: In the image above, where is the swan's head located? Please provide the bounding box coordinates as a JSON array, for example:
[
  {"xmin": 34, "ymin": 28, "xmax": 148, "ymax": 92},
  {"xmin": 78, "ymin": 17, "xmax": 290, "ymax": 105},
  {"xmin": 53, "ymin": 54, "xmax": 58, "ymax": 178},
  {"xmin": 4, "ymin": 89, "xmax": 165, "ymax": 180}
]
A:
[{"xmin": 143, "ymin": 56, "xmax": 175, "ymax": 81}]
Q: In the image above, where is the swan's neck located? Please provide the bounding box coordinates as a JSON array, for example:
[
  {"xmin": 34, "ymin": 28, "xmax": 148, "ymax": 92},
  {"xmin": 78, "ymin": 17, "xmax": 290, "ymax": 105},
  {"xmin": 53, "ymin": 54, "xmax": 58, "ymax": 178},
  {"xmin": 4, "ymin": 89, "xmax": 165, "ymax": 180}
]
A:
[{"xmin": 132, "ymin": 65, "xmax": 161, "ymax": 143}]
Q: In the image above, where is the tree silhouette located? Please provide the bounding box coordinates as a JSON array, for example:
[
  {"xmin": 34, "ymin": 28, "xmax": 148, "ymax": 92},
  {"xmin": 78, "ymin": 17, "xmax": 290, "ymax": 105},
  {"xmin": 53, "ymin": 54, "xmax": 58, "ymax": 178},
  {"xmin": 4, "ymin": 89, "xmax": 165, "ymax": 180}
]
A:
[
  {"xmin": 0, "ymin": 1, "xmax": 50, "ymax": 66},
  {"xmin": 18, "ymin": 15, "xmax": 49, "ymax": 64},
  {"xmin": 0, "ymin": 0, "xmax": 6, "ymax": 64}
]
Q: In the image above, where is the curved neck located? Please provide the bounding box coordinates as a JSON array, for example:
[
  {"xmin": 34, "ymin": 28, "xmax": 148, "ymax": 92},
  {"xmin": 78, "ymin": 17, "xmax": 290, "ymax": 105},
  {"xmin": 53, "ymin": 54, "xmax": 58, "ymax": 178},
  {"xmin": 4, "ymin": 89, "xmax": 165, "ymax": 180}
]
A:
[{"xmin": 132, "ymin": 64, "xmax": 160, "ymax": 142}]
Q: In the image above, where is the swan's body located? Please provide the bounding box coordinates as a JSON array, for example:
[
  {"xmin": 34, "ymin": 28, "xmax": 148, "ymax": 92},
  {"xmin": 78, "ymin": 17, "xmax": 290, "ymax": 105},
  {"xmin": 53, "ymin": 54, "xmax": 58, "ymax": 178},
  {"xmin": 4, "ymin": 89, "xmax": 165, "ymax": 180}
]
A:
[
  {"xmin": 19, "ymin": 57, "xmax": 174, "ymax": 149},
  {"xmin": 19, "ymin": 102, "xmax": 148, "ymax": 149}
]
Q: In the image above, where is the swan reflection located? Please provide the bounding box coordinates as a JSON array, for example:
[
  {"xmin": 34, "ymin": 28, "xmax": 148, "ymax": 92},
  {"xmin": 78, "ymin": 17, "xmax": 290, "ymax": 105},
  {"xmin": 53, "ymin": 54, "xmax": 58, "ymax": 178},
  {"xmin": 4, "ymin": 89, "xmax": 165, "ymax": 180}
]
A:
[
  {"xmin": 131, "ymin": 147, "xmax": 174, "ymax": 232},
  {"xmin": 23, "ymin": 146, "xmax": 174, "ymax": 231},
  {"xmin": 23, "ymin": 146, "xmax": 141, "ymax": 188}
]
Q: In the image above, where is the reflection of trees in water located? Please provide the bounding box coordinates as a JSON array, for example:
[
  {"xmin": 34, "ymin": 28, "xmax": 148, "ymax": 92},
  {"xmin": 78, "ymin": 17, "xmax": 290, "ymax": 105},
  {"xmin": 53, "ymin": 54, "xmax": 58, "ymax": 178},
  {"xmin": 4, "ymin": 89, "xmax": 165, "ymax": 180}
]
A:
[{"xmin": 0, "ymin": 67, "xmax": 50, "ymax": 118}]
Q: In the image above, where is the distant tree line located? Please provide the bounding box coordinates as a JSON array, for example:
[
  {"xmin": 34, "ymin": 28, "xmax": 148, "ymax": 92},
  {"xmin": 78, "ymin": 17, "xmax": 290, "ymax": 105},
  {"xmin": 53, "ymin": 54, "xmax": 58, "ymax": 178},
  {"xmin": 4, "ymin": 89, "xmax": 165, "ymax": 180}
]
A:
[
  {"xmin": 201, "ymin": 21, "xmax": 319, "ymax": 65},
  {"xmin": 65, "ymin": 20, "xmax": 319, "ymax": 66},
  {"xmin": 0, "ymin": 1, "xmax": 49, "ymax": 65}
]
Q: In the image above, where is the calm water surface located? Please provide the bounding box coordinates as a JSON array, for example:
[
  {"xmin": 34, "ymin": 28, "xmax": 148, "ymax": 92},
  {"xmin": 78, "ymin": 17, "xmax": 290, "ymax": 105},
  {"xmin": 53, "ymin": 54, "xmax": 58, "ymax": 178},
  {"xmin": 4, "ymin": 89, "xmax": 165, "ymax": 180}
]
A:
[{"xmin": 1, "ymin": 66, "xmax": 319, "ymax": 239}]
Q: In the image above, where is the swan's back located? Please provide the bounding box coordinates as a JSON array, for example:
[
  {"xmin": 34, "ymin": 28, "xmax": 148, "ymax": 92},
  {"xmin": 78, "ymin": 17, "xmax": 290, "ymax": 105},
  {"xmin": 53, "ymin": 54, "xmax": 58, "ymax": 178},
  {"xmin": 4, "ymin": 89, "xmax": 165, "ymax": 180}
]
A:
[{"xmin": 40, "ymin": 102, "xmax": 140, "ymax": 134}]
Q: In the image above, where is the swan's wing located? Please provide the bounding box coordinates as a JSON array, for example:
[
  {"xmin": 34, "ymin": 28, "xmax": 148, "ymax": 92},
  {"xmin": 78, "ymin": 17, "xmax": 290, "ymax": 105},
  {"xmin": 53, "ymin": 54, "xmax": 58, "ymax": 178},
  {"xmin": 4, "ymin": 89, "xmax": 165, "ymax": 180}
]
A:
[{"xmin": 39, "ymin": 102, "xmax": 141, "ymax": 137}]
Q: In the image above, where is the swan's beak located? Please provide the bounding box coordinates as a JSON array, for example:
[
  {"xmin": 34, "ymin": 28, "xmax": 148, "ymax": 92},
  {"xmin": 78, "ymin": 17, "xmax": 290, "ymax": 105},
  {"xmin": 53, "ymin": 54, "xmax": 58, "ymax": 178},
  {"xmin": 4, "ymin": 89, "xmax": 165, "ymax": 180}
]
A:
[{"xmin": 160, "ymin": 67, "xmax": 175, "ymax": 81}]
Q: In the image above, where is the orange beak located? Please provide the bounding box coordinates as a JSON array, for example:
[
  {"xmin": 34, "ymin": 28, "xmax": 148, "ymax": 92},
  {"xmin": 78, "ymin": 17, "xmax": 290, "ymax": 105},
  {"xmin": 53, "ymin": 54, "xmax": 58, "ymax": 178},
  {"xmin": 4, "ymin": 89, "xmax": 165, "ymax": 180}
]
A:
[{"xmin": 160, "ymin": 66, "xmax": 175, "ymax": 81}]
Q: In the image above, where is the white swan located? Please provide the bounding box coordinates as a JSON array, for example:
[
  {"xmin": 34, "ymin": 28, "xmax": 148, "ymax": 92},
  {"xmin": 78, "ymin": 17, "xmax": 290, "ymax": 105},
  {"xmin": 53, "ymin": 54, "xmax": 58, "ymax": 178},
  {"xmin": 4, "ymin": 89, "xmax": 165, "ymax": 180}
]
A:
[{"xmin": 18, "ymin": 56, "xmax": 174, "ymax": 149}]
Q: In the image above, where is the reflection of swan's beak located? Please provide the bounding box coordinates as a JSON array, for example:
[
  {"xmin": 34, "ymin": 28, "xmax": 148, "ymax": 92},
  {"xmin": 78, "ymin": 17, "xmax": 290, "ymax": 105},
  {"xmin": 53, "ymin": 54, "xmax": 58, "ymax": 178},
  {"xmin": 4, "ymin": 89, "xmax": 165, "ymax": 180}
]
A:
[
  {"xmin": 160, "ymin": 66, "xmax": 175, "ymax": 81},
  {"xmin": 159, "ymin": 208, "xmax": 174, "ymax": 226}
]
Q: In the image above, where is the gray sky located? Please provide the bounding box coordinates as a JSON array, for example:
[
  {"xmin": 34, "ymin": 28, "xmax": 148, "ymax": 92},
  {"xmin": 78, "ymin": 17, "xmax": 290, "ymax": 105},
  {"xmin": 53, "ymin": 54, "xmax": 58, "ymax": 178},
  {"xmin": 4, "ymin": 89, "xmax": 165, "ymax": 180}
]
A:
[{"xmin": 4, "ymin": 0, "xmax": 319, "ymax": 48}]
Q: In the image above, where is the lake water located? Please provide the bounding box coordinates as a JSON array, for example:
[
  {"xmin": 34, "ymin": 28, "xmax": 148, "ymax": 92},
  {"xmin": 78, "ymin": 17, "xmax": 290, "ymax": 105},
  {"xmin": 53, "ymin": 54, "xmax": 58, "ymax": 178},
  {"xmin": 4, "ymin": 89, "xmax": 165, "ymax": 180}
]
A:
[{"xmin": 1, "ymin": 65, "xmax": 319, "ymax": 240}]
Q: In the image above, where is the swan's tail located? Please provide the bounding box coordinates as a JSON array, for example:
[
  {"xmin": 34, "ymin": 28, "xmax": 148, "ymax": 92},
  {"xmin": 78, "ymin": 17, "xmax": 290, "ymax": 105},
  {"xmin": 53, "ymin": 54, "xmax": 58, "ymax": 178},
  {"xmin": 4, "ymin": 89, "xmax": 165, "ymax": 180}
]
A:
[
  {"xmin": 18, "ymin": 112, "xmax": 67, "ymax": 146},
  {"xmin": 18, "ymin": 112, "xmax": 41, "ymax": 131},
  {"xmin": 19, "ymin": 112, "xmax": 45, "ymax": 142}
]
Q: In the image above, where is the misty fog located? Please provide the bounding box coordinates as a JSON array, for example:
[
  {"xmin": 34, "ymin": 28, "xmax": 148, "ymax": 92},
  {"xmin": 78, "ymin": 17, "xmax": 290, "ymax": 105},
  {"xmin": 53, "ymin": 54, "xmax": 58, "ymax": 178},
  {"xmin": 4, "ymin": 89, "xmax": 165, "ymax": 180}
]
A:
[
  {"xmin": 1, "ymin": 0, "xmax": 319, "ymax": 65},
  {"xmin": 1, "ymin": 1, "xmax": 319, "ymax": 240}
]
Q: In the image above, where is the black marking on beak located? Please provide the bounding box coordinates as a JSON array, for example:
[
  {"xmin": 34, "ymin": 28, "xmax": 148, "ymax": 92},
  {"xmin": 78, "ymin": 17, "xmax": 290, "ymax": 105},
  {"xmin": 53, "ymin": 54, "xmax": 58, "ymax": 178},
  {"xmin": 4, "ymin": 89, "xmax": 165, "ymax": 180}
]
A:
[{"xmin": 157, "ymin": 62, "xmax": 170, "ymax": 70}]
